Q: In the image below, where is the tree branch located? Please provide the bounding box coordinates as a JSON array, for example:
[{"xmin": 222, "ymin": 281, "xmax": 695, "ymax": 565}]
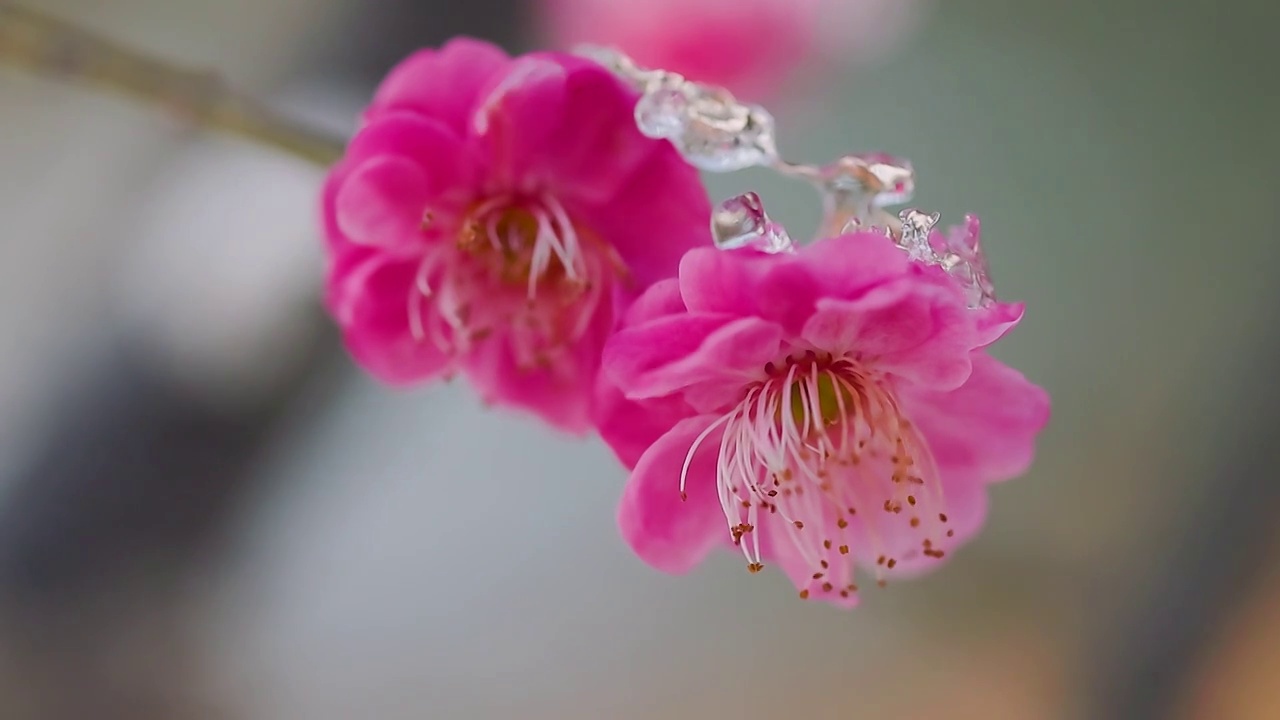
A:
[{"xmin": 0, "ymin": 4, "xmax": 346, "ymax": 166}]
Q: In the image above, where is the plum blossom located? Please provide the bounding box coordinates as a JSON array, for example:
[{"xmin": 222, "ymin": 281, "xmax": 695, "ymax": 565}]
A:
[
  {"xmin": 322, "ymin": 39, "xmax": 711, "ymax": 432},
  {"xmin": 598, "ymin": 227, "xmax": 1049, "ymax": 606}
]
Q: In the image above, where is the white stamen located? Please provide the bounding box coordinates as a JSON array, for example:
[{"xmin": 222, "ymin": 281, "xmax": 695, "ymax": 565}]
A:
[{"xmin": 689, "ymin": 354, "xmax": 949, "ymax": 593}]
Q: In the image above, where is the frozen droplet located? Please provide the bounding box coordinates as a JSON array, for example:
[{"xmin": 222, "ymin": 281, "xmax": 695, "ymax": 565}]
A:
[
  {"xmin": 674, "ymin": 88, "xmax": 778, "ymax": 172},
  {"xmin": 939, "ymin": 214, "xmax": 995, "ymax": 308},
  {"xmin": 574, "ymin": 45, "xmax": 646, "ymax": 85},
  {"xmin": 897, "ymin": 208, "xmax": 940, "ymax": 263},
  {"xmin": 855, "ymin": 152, "xmax": 915, "ymax": 206},
  {"xmin": 712, "ymin": 192, "xmax": 793, "ymax": 253},
  {"xmin": 635, "ymin": 85, "xmax": 690, "ymax": 139},
  {"xmin": 807, "ymin": 153, "xmax": 914, "ymax": 238}
]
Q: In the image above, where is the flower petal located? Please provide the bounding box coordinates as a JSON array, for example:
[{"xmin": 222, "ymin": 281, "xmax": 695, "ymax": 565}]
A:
[
  {"xmin": 677, "ymin": 246, "xmax": 774, "ymax": 317},
  {"xmin": 367, "ymin": 37, "xmax": 510, "ymax": 135},
  {"xmin": 604, "ymin": 314, "xmax": 783, "ymax": 402},
  {"xmin": 875, "ymin": 475, "xmax": 989, "ymax": 579},
  {"xmin": 802, "ymin": 274, "xmax": 976, "ymax": 390},
  {"xmin": 974, "ymin": 300, "xmax": 1024, "ymax": 348},
  {"xmin": 468, "ymin": 55, "xmax": 569, "ymax": 188},
  {"xmin": 534, "ymin": 55, "xmax": 662, "ymax": 203},
  {"xmin": 755, "ymin": 514, "xmax": 861, "ymax": 608},
  {"xmin": 620, "ymin": 278, "xmax": 687, "ymax": 328},
  {"xmin": 329, "ymin": 114, "xmax": 478, "ymax": 251},
  {"xmin": 328, "ymin": 255, "xmax": 452, "ymax": 385},
  {"xmin": 460, "ymin": 294, "xmax": 616, "ymax": 435},
  {"xmin": 569, "ymin": 146, "xmax": 712, "ymax": 287},
  {"xmin": 678, "ymin": 232, "xmax": 912, "ymax": 335},
  {"xmin": 334, "ymin": 157, "xmax": 431, "ymax": 249},
  {"xmin": 470, "ymin": 53, "xmax": 665, "ymax": 202},
  {"xmin": 618, "ymin": 415, "xmax": 728, "ymax": 574},
  {"xmin": 347, "ymin": 113, "xmax": 479, "ymax": 203},
  {"xmin": 902, "ymin": 353, "xmax": 1051, "ymax": 486},
  {"xmin": 594, "ymin": 375, "xmax": 694, "ymax": 469}
]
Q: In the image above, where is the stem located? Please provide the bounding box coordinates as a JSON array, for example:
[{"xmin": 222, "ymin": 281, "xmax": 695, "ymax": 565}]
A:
[{"xmin": 0, "ymin": 4, "xmax": 347, "ymax": 166}]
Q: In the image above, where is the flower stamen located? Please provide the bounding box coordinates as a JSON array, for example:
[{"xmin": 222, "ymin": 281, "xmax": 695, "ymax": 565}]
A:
[
  {"xmin": 405, "ymin": 193, "xmax": 610, "ymax": 369},
  {"xmin": 682, "ymin": 351, "xmax": 951, "ymax": 595}
]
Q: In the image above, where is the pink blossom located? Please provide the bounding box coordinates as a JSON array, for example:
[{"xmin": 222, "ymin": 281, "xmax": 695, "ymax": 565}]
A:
[
  {"xmin": 322, "ymin": 39, "xmax": 711, "ymax": 432},
  {"xmin": 597, "ymin": 228, "xmax": 1049, "ymax": 607},
  {"xmin": 537, "ymin": 0, "xmax": 923, "ymax": 101}
]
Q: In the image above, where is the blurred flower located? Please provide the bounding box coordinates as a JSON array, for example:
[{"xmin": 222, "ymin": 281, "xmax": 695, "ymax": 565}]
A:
[
  {"xmin": 598, "ymin": 229, "xmax": 1049, "ymax": 607},
  {"xmin": 537, "ymin": 0, "xmax": 924, "ymax": 100},
  {"xmin": 322, "ymin": 39, "xmax": 711, "ymax": 432}
]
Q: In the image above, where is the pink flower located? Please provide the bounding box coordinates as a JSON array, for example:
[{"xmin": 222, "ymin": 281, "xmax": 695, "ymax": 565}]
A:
[
  {"xmin": 537, "ymin": 0, "xmax": 923, "ymax": 101},
  {"xmin": 322, "ymin": 39, "xmax": 711, "ymax": 432},
  {"xmin": 598, "ymin": 228, "xmax": 1049, "ymax": 607}
]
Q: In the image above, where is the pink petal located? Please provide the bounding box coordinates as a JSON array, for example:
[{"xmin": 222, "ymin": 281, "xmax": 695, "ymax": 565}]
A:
[
  {"xmin": 346, "ymin": 113, "xmax": 479, "ymax": 203},
  {"xmin": 901, "ymin": 353, "xmax": 1051, "ymax": 487},
  {"xmin": 876, "ymin": 475, "xmax": 989, "ymax": 579},
  {"xmin": 531, "ymin": 54, "xmax": 662, "ymax": 203},
  {"xmin": 802, "ymin": 275, "xmax": 976, "ymax": 391},
  {"xmin": 603, "ymin": 314, "xmax": 783, "ymax": 402},
  {"xmin": 468, "ymin": 55, "xmax": 570, "ymax": 189},
  {"xmin": 755, "ymin": 515, "xmax": 861, "ymax": 608},
  {"xmin": 367, "ymin": 37, "xmax": 510, "ymax": 135},
  {"xmin": 594, "ymin": 374, "xmax": 694, "ymax": 469},
  {"xmin": 569, "ymin": 146, "xmax": 712, "ymax": 287},
  {"xmin": 328, "ymin": 255, "xmax": 452, "ymax": 385},
  {"xmin": 975, "ymin": 301, "xmax": 1024, "ymax": 348},
  {"xmin": 320, "ymin": 157, "xmax": 356, "ymax": 255},
  {"xmin": 755, "ymin": 232, "xmax": 913, "ymax": 333},
  {"xmin": 677, "ymin": 246, "xmax": 775, "ymax": 318},
  {"xmin": 329, "ymin": 114, "xmax": 478, "ymax": 251},
  {"xmin": 620, "ymin": 278, "xmax": 687, "ymax": 328},
  {"xmin": 334, "ymin": 157, "xmax": 431, "ymax": 249},
  {"xmin": 460, "ymin": 296, "xmax": 616, "ymax": 435},
  {"xmin": 618, "ymin": 414, "xmax": 728, "ymax": 574},
  {"xmin": 678, "ymin": 233, "xmax": 912, "ymax": 335}
]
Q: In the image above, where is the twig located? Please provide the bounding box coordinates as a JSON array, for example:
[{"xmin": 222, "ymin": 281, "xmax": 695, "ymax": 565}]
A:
[{"xmin": 0, "ymin": 4, "xmax": 347, "ymax": 166}]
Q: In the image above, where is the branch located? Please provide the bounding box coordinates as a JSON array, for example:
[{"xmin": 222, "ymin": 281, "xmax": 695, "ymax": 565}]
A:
[{"xmin": 0, "ymin": 4, "xmax": 347, "ymax": 166}]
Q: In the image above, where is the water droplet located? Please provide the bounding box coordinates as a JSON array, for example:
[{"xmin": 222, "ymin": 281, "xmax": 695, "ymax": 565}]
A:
[
  {"xmin": 635, "ymin": 85, "xmax": 689, "ymax": 139},
  {"xmin": 670, "ymin": 86, "xmax": 778, "ymax": 171},
  {"xmin": 808, "ymin": 153, "xmax": 915, "ymax": 238},
  {"xmin": 939, "ymin": 215, "xmax": 995, "ymax": 308},
  {"xmin": 897, "ymin": 208, "xmax": 940, "ymax": 263},
  {"xmin": 712, "ymin": 192, "xmax": 793, "ymax": 253}
]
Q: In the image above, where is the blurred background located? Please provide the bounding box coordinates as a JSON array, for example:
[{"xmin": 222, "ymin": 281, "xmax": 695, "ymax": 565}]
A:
[{"xmin": 1, "ymin": 0, "xmax": 1279, "ymax": 718}]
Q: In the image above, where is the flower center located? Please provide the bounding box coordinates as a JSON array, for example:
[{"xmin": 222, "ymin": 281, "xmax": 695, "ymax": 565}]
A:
[
  {"xmin": 408, "ymin": 194, "xmax": 620, "ymax": 370},
  {"xmin": 457, "ymin": 194, "xmax": 588, "ymax": 297},
  {"xmin": 682, "ymin": 351, "xmax": 952, "ymax": 600}
]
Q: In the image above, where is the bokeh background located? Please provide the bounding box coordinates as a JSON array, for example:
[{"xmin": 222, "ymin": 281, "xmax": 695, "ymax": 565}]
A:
[{"xmin": 2, "ymin": 0, "xmax": 1279, "ymax": 718}]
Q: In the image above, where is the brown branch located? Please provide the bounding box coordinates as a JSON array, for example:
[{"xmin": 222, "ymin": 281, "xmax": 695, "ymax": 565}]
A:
[{"xmin": 0, "ymin": 4, "xmax": 347, "ymax": 166}]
